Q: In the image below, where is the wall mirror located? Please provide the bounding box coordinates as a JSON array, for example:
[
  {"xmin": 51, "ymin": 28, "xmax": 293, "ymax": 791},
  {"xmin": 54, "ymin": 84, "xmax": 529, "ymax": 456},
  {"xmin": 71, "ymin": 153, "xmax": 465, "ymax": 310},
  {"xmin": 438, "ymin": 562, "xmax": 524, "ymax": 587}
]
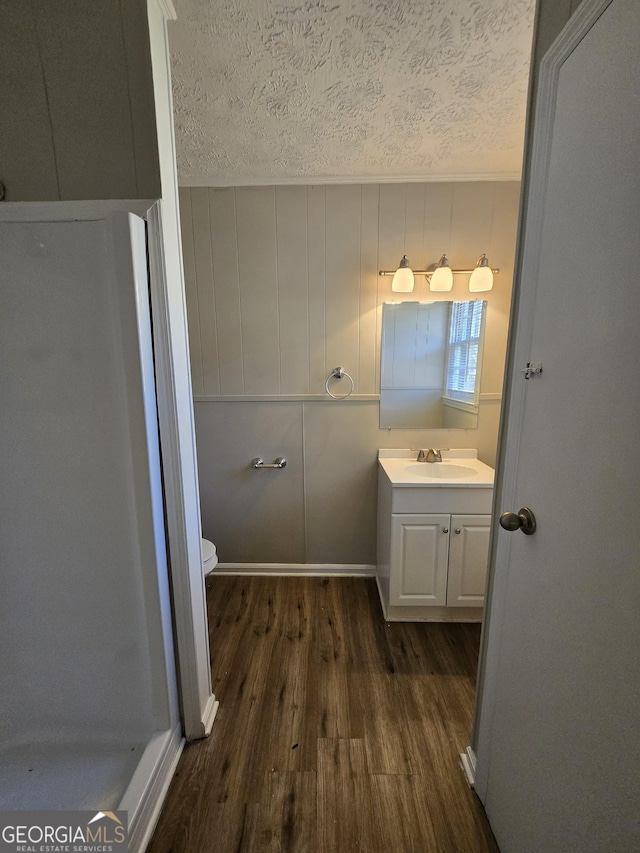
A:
[{"xmin": 380, "ymin": 300, "xmax": 487, "ymax": 429}]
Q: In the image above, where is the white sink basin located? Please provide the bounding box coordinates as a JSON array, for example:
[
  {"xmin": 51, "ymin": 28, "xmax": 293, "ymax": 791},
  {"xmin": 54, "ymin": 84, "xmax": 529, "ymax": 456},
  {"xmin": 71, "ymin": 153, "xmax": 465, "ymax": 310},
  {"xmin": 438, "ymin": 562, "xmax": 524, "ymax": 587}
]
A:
[
  {"xmin": 378, "ymin": 451, "xmax": 495, "ymax": 487},
  {"xmin": 404, "ymin": 463, "xmax": 477, "ymax": 479}
]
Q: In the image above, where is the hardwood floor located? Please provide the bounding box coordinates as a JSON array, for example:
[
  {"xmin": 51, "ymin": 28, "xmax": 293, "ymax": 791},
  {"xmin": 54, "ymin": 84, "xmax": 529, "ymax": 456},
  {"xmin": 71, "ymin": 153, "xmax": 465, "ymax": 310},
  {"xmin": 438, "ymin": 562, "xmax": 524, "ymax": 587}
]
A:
[{"xmin": 147, "ymin": 577, "xmax": 499, "ymax": 853}]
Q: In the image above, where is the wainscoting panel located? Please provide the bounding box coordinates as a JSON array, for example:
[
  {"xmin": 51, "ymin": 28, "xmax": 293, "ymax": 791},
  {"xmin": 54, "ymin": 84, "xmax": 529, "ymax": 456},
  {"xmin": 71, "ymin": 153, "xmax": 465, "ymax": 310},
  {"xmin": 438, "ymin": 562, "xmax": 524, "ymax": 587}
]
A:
[
  {"xmin": 303, "ymin": 401, "xmax": 380, "ymax": 566},
  {"xmin": 195, "ymin": 401, "xmax": 305, "ymax": 563},
  {"xmin": 196, "ymin": 398, "xmax": 504, "ymax": 566}
]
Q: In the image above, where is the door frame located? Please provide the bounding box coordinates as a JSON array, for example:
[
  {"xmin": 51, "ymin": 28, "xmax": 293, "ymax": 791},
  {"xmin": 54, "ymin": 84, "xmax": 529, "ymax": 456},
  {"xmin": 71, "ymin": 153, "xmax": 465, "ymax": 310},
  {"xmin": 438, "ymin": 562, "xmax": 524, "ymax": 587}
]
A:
[
  {"xmin": 470, "ymin": 0, "xmax": 614, "ymax": 800},
  {"xmin": 146, "ymin": 202, "xmax": 219, "ymax": 740}
]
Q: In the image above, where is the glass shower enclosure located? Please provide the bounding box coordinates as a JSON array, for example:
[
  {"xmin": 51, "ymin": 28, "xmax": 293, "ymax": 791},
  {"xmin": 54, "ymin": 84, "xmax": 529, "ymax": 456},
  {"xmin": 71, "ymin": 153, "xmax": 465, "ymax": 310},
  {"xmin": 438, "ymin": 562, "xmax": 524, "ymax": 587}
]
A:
[{"xmin": 0, "ymin": 206, "xmax": 183, "ymax": 851}]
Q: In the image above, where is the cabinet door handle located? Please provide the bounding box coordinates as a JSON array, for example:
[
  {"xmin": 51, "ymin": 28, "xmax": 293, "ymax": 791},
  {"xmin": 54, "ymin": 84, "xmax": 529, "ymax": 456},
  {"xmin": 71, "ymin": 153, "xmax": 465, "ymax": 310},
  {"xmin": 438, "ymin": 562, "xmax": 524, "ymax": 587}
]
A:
[
  {"xmin": 442, "ymin": 527, "xmax": 449, "ymax": 534},
  {"xmin": 454, "ymin": 528, "xmax": 461, "ymax": 534}
]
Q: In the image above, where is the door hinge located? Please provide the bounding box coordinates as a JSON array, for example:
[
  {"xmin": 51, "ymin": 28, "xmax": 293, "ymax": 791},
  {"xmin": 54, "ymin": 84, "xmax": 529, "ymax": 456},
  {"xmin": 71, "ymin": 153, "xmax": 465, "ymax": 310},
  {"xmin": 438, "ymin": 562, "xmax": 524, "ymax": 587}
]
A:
[{"xmin": 520, "ymin": 362, "xmax": 543, "ymax": 380}]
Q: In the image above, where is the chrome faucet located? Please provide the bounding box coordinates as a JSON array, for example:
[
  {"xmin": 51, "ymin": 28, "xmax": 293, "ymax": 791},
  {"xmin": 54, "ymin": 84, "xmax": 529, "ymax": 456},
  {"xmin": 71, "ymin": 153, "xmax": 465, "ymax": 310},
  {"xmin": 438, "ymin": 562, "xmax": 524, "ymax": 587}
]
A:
[{"xmin": 413, "ymin": 448, "xmax": 446, "ymax": 463}]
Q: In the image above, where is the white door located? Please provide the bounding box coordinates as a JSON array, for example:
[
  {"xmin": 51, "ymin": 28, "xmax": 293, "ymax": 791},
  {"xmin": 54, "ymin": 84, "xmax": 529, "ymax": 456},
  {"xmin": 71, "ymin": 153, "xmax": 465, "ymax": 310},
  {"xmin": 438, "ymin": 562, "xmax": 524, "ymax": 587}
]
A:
[{"xmin": 473, "ymin": 1, "xmax": 640, "ymax": 850}]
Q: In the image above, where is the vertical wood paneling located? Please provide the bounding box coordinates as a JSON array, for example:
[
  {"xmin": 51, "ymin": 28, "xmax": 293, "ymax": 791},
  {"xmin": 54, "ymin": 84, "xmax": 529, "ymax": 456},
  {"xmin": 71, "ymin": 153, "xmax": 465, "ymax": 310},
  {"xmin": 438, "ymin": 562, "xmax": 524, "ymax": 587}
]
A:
[
  {"xmin": 424, "ymin": 302, "xmax": 448, "ymax": 386},
  {"xmin": 0, "ymin": 2, "xmax": 59, "ymax": 201},
  {"xmin": 324, "ymin": 186, "xmax": 362, "ymax": 388},
  {"xmin": 236, "ymin": 187, "xmax": 281, "ymax": 394},
  {"xmin": 380, "ymin": 304, "xmax": 395, "ymax": 388},
  {"xmin": 181, "ymin": 181, "xmax": 519, "ymax": 400},
  {"xmin": 34, "ymin": 1, "xmax": 138, "ymax": 200},
  {"xmin": 376, "ymin": 184, "xmax": 410, "ymax": 390},
  {"xmin": 483, "ymin": 181, "xmax": 521, "ymax": 393},
  {"xmin": 423, "ymin": 182, "xmax": 456, "ymax": 272},
  {"xmin": 489, "ymin": 181, "xmax": 521, "ymax": 274},
  {"xmin": 308, "ymin": 186, "xmax": 327, "ymax": 394},
  {"xmin": 1, "ymin": 1, "xmax": 159, "ymax": 202},
  {"xmin": 209, "ymin": 188, "xmax": 244, "ymax": 395},
  {"xmin": 178, "ymin": 188, "xmax": 204, "ymax": 396},
  {"xmin": 276, "ymin": 187, "xmax": 310, "ymax": 394},
  {"xmin": 120, "ymin": 0, "xmax": 162, "ymax": 198},
  {"xmin": 450, "ymin": 183, "xmax": 496, "ymax": 271},
  {"xmin": 392, "ymin": 303, "xmax": 419, "ymax": 387},
  {"xmin": 190, "ymin": 187, "xmax": 220, "ymax": 394},
  {"xmin": 359, "ymin": 185, "xmax": 380, "ymax": 395},
  {"xmin": 377, "ymin": 184, "xmax": 409, "ymax": 275},
  {"xmin": 380, "ymin": 303, "xmax": 449, "ymax": 392},
  {"xmin": 405, "ymin": 183, "xmax": 428, "ymax": 270},
  {"xmin": 415, "ymin": 305, "xmax": 433, "ymax": 387}
]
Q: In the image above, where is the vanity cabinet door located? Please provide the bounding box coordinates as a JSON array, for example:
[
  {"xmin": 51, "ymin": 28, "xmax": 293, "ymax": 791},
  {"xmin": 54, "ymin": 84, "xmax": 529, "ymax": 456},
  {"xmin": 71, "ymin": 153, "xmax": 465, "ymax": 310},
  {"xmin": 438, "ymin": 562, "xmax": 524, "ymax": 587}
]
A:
[
  {"xmin": 390, "ymin": 514, "xmax": 449, "ymax": 606},
  {"xmin": 447, "ymin": 515, "xmax": 491, "ymax": 607}
]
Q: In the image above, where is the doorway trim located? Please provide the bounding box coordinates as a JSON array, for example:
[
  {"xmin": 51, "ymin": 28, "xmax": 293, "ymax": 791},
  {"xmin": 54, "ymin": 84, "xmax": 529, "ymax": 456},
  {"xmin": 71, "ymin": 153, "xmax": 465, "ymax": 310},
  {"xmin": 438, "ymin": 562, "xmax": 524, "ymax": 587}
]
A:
[{"xmin": 147, "ymin": 202, "xmax": 219, "ymax": 740}]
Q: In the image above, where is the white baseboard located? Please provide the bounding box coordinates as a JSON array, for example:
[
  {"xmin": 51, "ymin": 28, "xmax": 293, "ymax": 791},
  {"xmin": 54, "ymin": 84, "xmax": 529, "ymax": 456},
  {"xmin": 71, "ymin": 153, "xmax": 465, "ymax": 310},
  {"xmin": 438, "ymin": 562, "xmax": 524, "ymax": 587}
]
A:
[
  {"xmin": 213, "ymin": 563, "xmax": 376, "ymax": 577},
  {"xmin": 200, "ymin": 693, "xmax": 219, "ymax": 738},
  {"xmin": 460, "ymin": 746, "xmax": 477, "ymax": 788}
]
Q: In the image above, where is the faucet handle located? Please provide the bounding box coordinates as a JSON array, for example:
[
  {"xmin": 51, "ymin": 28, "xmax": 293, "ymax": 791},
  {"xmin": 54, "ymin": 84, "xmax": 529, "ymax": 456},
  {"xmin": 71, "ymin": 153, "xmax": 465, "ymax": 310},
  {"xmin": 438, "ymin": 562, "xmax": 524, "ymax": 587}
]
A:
[
  {"xmin": 411, "ymin": 447, "xmax": 450, "ymax": 462},
  {"xmin": 430, "ymin": 447, "xmax": 450, "ymax": 462}
]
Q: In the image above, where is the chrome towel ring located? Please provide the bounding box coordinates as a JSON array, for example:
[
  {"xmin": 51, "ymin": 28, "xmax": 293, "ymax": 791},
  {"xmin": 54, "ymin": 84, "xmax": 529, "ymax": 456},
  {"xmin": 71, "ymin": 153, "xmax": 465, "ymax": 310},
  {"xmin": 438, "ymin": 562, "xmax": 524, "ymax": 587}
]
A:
[{"xmin": 325, "ymin": 367, "xmax": 354, "ymax": 400}]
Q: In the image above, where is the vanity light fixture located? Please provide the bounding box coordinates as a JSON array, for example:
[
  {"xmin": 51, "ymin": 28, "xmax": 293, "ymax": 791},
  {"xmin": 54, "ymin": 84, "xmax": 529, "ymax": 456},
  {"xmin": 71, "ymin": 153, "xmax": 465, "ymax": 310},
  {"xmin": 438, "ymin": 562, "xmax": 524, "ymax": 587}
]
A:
[
  {"xmin": 390, "ymin": 255, "xmax": 415, "ymax": 292},
  {"xmin": 429, "ymin": 254, "xmax": 454, "ymax": 292},
  {"xmin": 468, "ymin": 254, "xmax": 494, "ymax": 292},
  {"xmin": 379, "ymin": 253, "xmax": 499, "ymax": 292}
]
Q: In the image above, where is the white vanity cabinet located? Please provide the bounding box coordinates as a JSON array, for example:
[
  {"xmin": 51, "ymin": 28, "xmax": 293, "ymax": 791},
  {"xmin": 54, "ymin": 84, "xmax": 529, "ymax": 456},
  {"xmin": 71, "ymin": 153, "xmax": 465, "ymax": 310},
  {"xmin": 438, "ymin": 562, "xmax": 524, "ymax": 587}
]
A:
[
  {"xmin": 376, "ymin": 451, "xmax": 494, "ymax": 622},
  {"xmin": 390, "ymin": 513, "xmax": 491, "ymax": 609}
]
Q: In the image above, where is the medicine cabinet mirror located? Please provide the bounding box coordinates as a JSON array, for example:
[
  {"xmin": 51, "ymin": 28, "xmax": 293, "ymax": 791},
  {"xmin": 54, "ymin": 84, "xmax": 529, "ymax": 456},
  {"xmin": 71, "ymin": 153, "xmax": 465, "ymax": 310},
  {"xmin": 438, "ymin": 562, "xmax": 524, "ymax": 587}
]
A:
[{"xmin": 380, "ymin": 300, "xmax": 487, "ymax": 430}]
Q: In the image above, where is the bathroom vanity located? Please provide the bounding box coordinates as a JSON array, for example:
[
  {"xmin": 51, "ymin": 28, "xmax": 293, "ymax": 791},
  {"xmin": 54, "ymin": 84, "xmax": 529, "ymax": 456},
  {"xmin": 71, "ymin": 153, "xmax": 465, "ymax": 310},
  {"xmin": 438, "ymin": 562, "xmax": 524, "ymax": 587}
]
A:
[{"xmin": 376, "ymin": 450, "xmax": 495, "ymax": 622}]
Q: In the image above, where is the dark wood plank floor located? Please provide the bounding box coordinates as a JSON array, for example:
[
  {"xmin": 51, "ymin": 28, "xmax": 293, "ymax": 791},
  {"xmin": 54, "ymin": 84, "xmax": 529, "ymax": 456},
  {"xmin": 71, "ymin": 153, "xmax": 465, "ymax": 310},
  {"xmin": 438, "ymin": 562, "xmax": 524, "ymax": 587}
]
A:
[{"xmin": 147, "ymin": 576, "xmax": 499, "ymax": 853}]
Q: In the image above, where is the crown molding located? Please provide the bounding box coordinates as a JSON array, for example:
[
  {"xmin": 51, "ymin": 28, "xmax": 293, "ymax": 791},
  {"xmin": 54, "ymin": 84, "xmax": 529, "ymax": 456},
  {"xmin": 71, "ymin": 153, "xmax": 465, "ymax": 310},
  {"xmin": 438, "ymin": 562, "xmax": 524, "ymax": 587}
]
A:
[
  {"xmin": 153, "ymin": 0, "xmax": 177, "ymax": 21},
  {"xmin": 177, "ymin": 173, "xmax": 522, "ymax": 188}
]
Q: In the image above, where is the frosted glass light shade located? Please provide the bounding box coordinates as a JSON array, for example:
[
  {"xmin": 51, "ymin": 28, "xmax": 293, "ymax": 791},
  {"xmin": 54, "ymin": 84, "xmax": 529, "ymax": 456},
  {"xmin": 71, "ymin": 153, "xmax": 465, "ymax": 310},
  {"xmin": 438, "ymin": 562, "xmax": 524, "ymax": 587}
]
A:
[
  {"xmin": 469, "ymin": 254, "xmax": 494, "ymax": 292},
  {"xmin": 391, "ymin": 256, "xmax": 414, "ymax": 292},
  {"xmin": 429, "ymin": 255, "xmax": 453, "ymax": 292}
]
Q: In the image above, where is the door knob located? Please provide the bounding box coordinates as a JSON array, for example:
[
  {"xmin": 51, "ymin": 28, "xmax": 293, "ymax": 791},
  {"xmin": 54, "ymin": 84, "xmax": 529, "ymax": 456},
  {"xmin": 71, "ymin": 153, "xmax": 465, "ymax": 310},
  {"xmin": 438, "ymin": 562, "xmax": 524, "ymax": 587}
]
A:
[{"xmin": 499, "ymin": 507, "xmax": 537, "ymax": 535}]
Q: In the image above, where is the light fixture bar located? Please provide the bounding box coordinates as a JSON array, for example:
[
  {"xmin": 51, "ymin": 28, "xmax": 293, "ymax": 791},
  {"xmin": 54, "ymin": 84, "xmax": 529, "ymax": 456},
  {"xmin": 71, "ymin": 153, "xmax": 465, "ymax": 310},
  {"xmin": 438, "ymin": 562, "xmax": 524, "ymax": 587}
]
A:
[{"xmin": 379, "ymin": 267, "xmax": 500, "ymax": 277}]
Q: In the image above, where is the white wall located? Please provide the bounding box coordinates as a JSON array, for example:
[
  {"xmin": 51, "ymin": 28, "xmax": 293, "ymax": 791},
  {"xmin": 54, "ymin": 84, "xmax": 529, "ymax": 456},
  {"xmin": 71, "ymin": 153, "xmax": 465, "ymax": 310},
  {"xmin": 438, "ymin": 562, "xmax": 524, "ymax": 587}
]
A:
[{"xmin": 180, "ymin": 181, "xmax": 520, "ymax": 565}]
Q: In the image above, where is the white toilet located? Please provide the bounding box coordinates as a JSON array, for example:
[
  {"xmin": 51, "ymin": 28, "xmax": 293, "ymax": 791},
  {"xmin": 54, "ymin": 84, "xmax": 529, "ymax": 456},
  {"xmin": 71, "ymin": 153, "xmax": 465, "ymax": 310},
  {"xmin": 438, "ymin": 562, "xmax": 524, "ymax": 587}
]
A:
[{"xmin": 202, "ymin": 538, "xmax": 218, "ymax": 576}]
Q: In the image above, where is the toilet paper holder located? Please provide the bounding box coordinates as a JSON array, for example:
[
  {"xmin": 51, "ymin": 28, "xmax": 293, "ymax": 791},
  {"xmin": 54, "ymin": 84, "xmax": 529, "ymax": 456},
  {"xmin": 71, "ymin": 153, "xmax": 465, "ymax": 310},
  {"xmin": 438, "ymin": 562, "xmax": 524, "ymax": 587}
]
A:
[{"xmin": 251, "ymin": 457, "xmax": 287, "ymax": 469}]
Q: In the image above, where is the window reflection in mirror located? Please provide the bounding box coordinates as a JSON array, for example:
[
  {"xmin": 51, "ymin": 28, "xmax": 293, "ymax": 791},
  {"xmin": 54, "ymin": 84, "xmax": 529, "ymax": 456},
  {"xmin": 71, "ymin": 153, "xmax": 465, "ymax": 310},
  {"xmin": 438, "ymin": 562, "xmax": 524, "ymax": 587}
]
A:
[{"xmin": 379, "ymin": 300, "xmax": 487, "ymax": 429}]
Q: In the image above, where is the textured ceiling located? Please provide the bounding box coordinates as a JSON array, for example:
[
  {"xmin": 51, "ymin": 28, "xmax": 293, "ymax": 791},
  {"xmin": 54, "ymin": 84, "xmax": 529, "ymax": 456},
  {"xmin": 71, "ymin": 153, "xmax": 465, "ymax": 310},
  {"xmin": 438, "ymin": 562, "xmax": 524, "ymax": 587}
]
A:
[{"xmin": 169, "ymin": 0, "xmax": 536, "ymax": 185}]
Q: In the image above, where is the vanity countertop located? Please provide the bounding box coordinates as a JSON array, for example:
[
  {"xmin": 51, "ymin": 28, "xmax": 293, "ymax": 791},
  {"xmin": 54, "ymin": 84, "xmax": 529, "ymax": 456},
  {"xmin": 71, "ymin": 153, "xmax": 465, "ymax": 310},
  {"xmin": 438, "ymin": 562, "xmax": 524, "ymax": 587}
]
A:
[{"xmin": 378, "ymin": 449, "xmax": 495, "ymax": 488}]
